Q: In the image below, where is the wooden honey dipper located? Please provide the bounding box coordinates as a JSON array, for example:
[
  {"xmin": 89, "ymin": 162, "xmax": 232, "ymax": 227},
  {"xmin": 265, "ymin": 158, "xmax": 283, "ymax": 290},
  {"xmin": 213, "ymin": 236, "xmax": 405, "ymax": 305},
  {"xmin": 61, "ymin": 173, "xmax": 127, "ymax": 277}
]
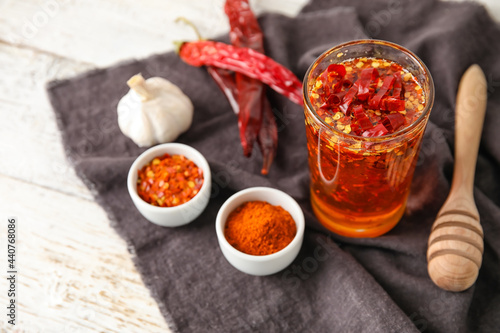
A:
[{"xmin": 427, "ymin": 64, "xmax": 487, "ymax": 292}]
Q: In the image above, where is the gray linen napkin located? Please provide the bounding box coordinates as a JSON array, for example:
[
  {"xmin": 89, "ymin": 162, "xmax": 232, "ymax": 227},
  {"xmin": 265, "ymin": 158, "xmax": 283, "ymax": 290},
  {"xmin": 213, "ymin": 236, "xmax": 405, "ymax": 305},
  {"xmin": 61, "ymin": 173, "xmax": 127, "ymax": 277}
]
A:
[{"xmin": 48, "ymin": 1, "xmax": 500, "ymax": 332}]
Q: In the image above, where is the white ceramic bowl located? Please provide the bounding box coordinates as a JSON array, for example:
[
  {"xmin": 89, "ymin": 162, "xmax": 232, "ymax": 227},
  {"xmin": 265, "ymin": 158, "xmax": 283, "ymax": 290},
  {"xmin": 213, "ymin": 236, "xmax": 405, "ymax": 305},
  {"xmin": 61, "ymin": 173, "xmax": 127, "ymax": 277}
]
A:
[
  {"xmin": 127, "ymin": 143, "xmax": 211, "ymax": 227},
  {"xmin": 215, "ymin": 187, "xmax": 305, "ymax": 276}
]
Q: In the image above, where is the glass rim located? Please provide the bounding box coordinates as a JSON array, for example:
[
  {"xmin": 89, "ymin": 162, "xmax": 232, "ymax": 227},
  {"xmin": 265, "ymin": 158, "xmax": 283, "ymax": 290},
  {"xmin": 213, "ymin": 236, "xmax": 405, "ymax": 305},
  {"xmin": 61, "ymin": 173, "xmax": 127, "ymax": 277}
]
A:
[{"xmin": 303, "ymin": 39, "xmax": 435, "ymax": 142}]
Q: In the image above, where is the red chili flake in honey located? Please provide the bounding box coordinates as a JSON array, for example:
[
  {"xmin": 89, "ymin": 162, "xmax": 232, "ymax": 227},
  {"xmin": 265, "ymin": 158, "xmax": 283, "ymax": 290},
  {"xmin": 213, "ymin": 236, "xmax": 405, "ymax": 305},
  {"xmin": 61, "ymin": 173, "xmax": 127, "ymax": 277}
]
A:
[
  {"xmin": 137, "ymin": 154, "xmax": 204, "ymax": 207},
  {"xmin": 309, "ymin": 58, "xmax": 426, "ymax": 136}
]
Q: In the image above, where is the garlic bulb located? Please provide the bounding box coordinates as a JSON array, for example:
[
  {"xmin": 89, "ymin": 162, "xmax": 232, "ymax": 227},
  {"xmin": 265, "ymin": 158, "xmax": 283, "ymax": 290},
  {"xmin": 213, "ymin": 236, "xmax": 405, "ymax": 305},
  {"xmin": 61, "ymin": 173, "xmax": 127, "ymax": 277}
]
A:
[{"xmin": 117, "ymin": 73, "xmax": 194, "ymax": 147}]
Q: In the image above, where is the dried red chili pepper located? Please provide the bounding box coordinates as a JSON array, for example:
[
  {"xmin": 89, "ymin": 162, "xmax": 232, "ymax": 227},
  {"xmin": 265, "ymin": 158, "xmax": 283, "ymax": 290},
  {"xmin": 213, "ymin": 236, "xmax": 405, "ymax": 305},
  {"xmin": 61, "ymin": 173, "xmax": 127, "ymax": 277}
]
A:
[
  {"xmin": 224, "ymin": 0, "xmax": 278, "ymax": 174},
  {"xmin": 327, "ymin": 64, "xmax": 347, "ymax": 77},
  {"xmin": 357, "ymin": 68, "xmax": 379, "ymax": 101},
  {"xmin": 368, "ymin": 75, "xmax": 395, "ymax": 109},
  {"xmin": 382, "ymin": 113, "xmax": 405, "ymax": 132},
  {"xmin": 208, "ymin": 64, "xmax": 277, "ymax": 175},
  {"xmin": 177, "ymin": 17, "xmax": 241, "ymax": 114},
  {"xmin": 340, "ymin": 79, "xmax": 353, "ymax": 90},
  {"xmin": 339, "ymin": 83, "xmax": 358, "ymax": 115},
  {"xmin": 225, "ymin": 0, "xmax": 262, "ymax": 50},
  {"xmin": 382, "ymin": 97, "xmax": 406, "ymax": 111},
  {"xmin": 178, "ymin": 40, "xmax": 303, "ymax": 105},
  {"xmin": 362, "ymin": 123, "xmax": 389, "ymax": 137},
  {"xmin": 350, "ymin": 122, "xmax": 362, "ymax": 135},
  {"xmin": 353, "ymin": 105, "xmax": 374, "ymax": 131},
  {"xmin": 206, "ymin": 67, "xmax": 239, "ymax": 113},
  {"xmin": 315, "ymin": 66, "xmax": 344, "ymax": 101},
  {"xmin": 208, "ymin": 70, "xmax": 269, "ymax": 166},
  {"xmin": 325, "ymin": 91, "xmax": 346, "ymax": 106},
  {"xmin": 196, "ymin": 1, "xmax": 279, "ymax": 174},
  {"xmin": 225, "ymin": 0, "xmax": 265, "ymax": 159},
  {"xmin": 235, "ymin": 78, "xmax": 264, "ymax": 156},
  {"xmin": 257, "ymin": 96, "xmax": 278, "ymax": 175},
  {"xmin": 392, "ymin": 71, "xmax": 403, "ymax": 98}
]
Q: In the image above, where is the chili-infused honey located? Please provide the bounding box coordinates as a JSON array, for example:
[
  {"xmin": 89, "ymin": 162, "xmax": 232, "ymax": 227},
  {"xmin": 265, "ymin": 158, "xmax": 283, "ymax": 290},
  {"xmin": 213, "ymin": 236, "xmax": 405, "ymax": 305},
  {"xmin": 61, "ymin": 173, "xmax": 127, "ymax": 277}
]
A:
[{"xmin": 303, "ymin": 40, "xmax": 434, "ymax": 237}]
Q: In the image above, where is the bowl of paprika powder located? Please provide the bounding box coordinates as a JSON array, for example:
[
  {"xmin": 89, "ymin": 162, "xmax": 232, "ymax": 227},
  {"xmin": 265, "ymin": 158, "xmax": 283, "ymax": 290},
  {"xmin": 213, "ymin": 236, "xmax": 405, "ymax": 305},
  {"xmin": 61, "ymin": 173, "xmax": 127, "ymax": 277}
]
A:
[
  {"xmin": 127, "ymin": 143, "xmax": 211, "ymax": 227},
  {"xmin": 215, "ymin": 187, "xmax": 305, "ymax": 276}
]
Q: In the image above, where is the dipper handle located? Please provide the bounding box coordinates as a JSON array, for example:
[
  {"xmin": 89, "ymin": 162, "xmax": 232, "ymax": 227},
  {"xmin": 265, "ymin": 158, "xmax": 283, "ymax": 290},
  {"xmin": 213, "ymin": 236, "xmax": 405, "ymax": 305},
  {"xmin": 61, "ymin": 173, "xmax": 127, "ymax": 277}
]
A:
[{"xmin": 427, "ymin": 64, "xmax": 487, "ymax": 292}]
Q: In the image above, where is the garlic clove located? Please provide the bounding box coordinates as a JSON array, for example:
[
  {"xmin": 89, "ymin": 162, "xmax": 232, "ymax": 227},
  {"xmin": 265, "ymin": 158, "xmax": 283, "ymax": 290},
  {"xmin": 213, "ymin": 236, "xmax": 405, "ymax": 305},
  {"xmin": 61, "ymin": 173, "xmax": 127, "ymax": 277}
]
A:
[{"xmin": 117, "ymin": 74, "xmax": 194, "ymax": 147}]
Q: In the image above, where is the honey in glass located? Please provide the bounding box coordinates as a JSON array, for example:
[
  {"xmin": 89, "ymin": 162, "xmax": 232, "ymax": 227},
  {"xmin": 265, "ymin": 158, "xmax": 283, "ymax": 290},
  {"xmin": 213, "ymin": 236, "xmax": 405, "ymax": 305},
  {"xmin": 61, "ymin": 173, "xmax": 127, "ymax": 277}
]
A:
[{"xmin": 303, "ymin": 40, "xmax": 434, "ymax": 238}]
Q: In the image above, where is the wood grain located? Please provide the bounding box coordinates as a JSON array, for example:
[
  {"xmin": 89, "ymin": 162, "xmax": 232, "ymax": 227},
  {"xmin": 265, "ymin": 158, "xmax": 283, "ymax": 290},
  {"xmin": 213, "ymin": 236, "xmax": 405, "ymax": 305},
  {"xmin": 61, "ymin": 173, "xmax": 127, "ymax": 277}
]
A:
[
  {"xmin": 0, "ymin": 0, "xmax": 307, "ymax": 67},
  {"xmin": 0, "ymin": 175, "xmax": 170, "ymax": 331},
  {"xmin": 427, "ymin": 65, "xmax": 487, "ymax": 292},
  {"xmin": 0, "ymin": 41, "xmax": 95, "ymax": 199}
]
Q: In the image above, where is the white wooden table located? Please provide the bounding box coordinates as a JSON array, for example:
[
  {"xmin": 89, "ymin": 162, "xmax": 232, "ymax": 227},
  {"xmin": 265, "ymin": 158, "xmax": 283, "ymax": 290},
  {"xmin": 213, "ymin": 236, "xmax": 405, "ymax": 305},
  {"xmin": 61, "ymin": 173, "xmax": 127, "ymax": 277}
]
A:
[{"xmin": 0, "ymin": 0, "xmax": 497, "ymax": 331}]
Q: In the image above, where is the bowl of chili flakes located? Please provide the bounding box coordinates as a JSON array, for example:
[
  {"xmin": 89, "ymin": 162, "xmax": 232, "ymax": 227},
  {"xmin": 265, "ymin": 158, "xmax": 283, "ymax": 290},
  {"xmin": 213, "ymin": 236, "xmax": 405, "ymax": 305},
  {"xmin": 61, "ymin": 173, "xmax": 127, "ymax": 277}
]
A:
[{"xmin": 127, "ymin": 143, "xmax": 211, "ymax": 227}]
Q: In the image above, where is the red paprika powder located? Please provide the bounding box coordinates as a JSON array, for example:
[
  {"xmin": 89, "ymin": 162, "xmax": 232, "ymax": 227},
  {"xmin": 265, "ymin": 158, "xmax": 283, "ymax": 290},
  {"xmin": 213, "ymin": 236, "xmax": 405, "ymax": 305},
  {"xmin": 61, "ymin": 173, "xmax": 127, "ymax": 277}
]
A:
[{"xmin": 224, "ymin": 201, "xmax": 297, "ymax": 256}]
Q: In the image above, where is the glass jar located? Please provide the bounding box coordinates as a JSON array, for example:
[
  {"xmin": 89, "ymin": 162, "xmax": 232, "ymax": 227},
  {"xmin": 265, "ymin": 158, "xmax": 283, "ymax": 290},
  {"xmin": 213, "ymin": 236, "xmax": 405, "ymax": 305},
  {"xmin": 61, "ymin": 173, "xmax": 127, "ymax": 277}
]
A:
[{"xmin": 303, "ymin": 40, "xmax": 434, "ymax": 237}]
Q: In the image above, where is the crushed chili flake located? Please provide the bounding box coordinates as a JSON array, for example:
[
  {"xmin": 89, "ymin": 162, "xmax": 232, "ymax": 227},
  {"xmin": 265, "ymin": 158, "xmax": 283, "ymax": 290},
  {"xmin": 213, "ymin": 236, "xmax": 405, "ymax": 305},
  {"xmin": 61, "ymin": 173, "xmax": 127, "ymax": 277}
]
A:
[
  {"xmin": 137, "ymin": 153, "xmax": 204, "ymax": 207},
  {"xmin": 309, "ymin": 57, "xmax": 426, "ymax": 137}
]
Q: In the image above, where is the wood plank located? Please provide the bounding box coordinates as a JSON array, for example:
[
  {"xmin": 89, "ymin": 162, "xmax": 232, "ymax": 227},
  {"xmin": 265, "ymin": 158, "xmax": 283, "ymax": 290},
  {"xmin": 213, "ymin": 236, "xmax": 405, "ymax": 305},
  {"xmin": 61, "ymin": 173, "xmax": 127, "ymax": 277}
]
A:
[
  {"xmin": 0, "ymin": 41, "xmax": 95, "ymax": 200},
  {"xmin": 0, "ymin": 0, "xmax": 308, "ymax": 67},
  {"xmin": 0, "ymin": 174, "xmax": 170, "ymax": 332}
]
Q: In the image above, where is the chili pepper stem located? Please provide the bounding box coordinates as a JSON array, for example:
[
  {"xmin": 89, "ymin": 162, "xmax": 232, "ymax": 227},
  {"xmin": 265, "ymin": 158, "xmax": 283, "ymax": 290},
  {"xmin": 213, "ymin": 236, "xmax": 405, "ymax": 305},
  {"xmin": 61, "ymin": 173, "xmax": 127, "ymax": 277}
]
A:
[
  {"xmin": 175, "ymin": 17, "xmax": 204, "ymax": 40},
  {"xmin": 173, "ymin": 17, "xmax": 205, "ymax": 54},
  {"xmin": 172, "ymin": 40, "xmax": 185, "ymax": 54}
]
